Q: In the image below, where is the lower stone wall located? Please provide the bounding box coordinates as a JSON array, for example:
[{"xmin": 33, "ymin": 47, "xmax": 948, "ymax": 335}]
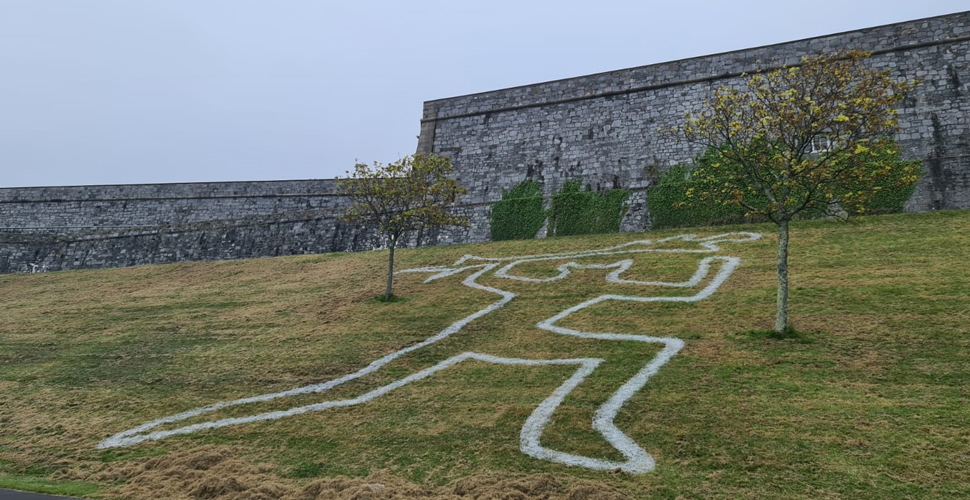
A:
[
  {"xmin": 0, "ymin": 212, "xmax": 382, "ymax": 274},
  {"xmin": 0, "ymin": 180, "xmax": 381, "ymax": 274},
  {"xmin": 0, "ymin": 200, "xmax": 503, "ymax": 274},
  {"xmin": 905, "ymin": 155, "xmax": 970, "ymax": 211}
]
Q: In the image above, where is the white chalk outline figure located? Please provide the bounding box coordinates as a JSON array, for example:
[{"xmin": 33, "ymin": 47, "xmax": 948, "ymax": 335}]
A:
[{"xmin": 99, "ymin": 232, "xmax": 761, "ymax": 474}]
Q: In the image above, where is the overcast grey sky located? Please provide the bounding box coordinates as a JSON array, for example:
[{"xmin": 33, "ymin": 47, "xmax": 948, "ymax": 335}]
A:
[{"xmin": 0, "ymin": 1, "xmax": 966, "ymax": 188}]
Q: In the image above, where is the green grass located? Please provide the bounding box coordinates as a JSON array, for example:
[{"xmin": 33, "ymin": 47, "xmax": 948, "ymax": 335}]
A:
[
  {"xmin": 0, "ymin": 210, "xmax": 968, "ymax": 499},
  {"xmin": 0, "ymin": 475, "xmax": 99, "ymax": 497}
]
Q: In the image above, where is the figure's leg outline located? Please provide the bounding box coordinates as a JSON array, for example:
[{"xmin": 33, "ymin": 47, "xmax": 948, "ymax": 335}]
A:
[
  {"xmin": 99, "ymin": 263, "xmax": 511, "ymax": 448},
  {"xmin": 101, "ymin": 351, "xmax": 604, "ymax": 449},
  {"xmin": 521, "ymin": 256, "xmax": 741, "ymax": 473}
]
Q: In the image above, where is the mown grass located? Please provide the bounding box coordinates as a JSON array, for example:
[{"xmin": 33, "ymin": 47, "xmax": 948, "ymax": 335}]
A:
[
  {"xmin": 0, "ymin": 474, "xmax": 99, "ymax": 497},
  {"xmin": 0, "ymin": 210, "xmax": 968, "ymax": 499}
]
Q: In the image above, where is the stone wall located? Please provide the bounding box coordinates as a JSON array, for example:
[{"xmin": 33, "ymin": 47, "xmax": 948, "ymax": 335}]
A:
[
  {"xmin": 419, "ymin": 11, "xmax": 970, "ymax": 229},
  {"xmin": 2, "ymin": 11, "xmax": 969, "ymax": 274},
  {"xmin": 0, "ymin": 215, "xmax": 381, "ymax": 274},
  {"xmin": 0, "ymin": 180, "xmax": 345, "ymax": 233},
  {"xmin": 0, "ymin": 179, "xmax": 491, "ymax": 274},
  {"xmin": 0, "ymin": 180, "xmax": 383, "ymax": 273}
]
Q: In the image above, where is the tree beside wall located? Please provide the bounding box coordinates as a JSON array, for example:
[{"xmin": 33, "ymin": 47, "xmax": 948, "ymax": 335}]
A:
[
  {"xmin": 339, "ymin": 154, "xmax": 468, "ymax": 301},
  {"xmin": 679, "ymin": 50, "xmax": 922, "ymax": 333}
]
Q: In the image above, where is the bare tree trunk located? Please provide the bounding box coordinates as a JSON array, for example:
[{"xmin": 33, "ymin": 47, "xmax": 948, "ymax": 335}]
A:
[
  {"xmin": 385, "ymin": 237, "xmax": 396, "ymax": 301},
  {"xmin": 774, "ymin": 219, "xmax": 790, "ymax": 333}
]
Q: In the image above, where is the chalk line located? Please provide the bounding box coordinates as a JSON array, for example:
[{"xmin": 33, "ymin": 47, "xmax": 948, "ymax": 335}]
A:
[{"xmin": 98, "ymin": 232, "xmax": 760, "ymax": 474}]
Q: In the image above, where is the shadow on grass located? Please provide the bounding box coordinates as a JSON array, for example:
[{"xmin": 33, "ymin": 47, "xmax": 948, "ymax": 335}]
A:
[
  {"xmin": 740, "ymin": 326, "xmax": 816, "ymax": 343},
  {"xmin": 373, "ymin": 294, "xmax": 408, "ymax": 303}
]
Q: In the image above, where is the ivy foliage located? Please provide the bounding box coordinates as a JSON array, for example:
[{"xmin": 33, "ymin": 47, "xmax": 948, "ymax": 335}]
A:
[
  {"xmin": 550, "ymin": 180, "xmax": 630, "ymax": 237},
  {"xmin": 489, "ymin": 179, "xmax": 631, "ymax": 240},
  {"xmin": 648, "ymin": 141, "xmax": 923, "ymax": 229},
  {"xmin": 489, "ymin": 180, "xmax": 547, "ymax": 241},
  {"xmin": 648, "ymin": 164, "xmax": 758, "ymax": 229},
  {"xmin": 840, "ymin": 144, "xmax": 922, "ymax": 215}
]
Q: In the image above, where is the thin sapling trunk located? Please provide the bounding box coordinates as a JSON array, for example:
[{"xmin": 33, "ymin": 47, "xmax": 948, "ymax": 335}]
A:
[
  {"xmin": 774, "ymin": 219, "xmax": 790, "ymax": 333},
  {"xmin": 385, "ymin": 236, "xmax": 396, "ymax": 301}
]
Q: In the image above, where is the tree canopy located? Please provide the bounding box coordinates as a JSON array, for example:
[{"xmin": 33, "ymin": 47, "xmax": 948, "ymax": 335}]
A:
[{"xmin": 681, "ymin": 50, "xmax": 920, "ymax": 222}]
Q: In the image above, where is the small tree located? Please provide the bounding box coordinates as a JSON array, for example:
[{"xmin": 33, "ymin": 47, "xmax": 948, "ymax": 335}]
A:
[
  {"xmin": 339, "ymin": 154, "xmax": 468, "ymax": 301},
  {"xmin": 680, "ymin": 50, "xmax": 921, "ymax": 334}
]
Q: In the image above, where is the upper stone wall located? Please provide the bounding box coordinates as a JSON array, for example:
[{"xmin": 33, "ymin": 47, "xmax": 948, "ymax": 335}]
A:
[{"xmin": 419, "ymin": 11, "xmax": 970, "ymax": 227}]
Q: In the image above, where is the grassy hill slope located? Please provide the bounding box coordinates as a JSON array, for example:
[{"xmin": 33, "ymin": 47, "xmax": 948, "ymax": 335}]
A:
[{"xmin": 1, "ymin": 210, "xmax": 968, "ymax": 499}]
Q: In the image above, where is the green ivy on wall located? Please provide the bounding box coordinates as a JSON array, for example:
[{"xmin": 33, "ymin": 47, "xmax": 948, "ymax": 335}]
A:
[
  {"xmin": 841, "ymin": 145, "xmax": 922, "ymax": 215},
  {"xmin": 647, "ymin": 165, "xmax": 755, "ymax": 230},
  {"xmin": 550, "ymin": 180, "xmax": 630, "ymax": 236},
  {"xmin": 647, "ymin": 141, "xmax": 923, "ymax": 229},
  {"xmin": 489, "ymin": 180, "xmax": 547, "ymax": 241},
  {"xmin": 489, "ymin": 179, "xmax": 632, "ymax": 240}
]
